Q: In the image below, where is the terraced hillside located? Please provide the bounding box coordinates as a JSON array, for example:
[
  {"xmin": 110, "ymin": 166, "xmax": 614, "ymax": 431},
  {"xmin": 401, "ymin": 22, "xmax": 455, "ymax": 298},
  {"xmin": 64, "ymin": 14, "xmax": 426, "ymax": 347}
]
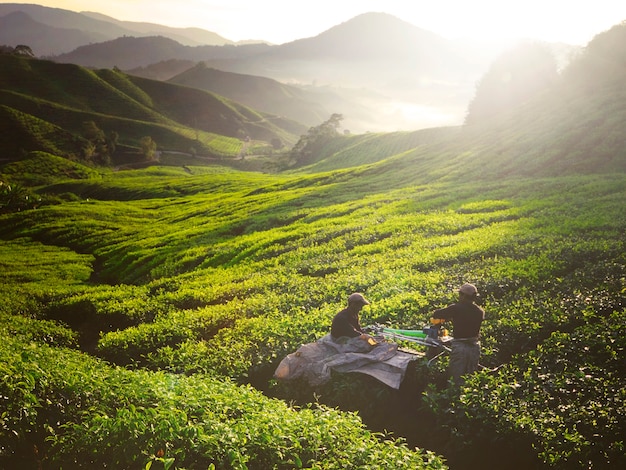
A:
[
  {"xmin": 0, "ymin": 21, "xmax": 625, "ymax": 470},
  {"xmin": 0, "ymin": 53, "xmax": 304, "ymax": 163}
]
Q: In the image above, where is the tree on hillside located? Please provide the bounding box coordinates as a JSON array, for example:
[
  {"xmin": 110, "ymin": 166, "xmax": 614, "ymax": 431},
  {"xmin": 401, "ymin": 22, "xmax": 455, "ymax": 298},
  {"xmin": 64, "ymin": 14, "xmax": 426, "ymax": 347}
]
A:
[
  {"xmin": 13, "ymin": 45, "xmax": 35, "ymax": 57},
  {"xmin": 81, "ymin": 121, "xmax": 111, "ymax": 165},
  {"xmin": 0, "ymin": 44, "xmax": 34, "ymax": 57},
  {"xmin": 140, "ymin": 136, "xmax": 157, "ymax": 161},
  {"xmin": 563, "ymin": 21, "xmax": 626, "ymax": 88},
  {"xmin": 291, "ymin": 113, "xmax": 344, "ymax": 166},
  {"xmin": 465, "ymin": 42, "xmax": 558, "ymax": 125},
  {"xmin": 271, "ymin": 138, "xmax": 283, "ymax": 150},
  {"xmin": 107, "ymin": 131, "xmax": 119, "ymax": 156}
]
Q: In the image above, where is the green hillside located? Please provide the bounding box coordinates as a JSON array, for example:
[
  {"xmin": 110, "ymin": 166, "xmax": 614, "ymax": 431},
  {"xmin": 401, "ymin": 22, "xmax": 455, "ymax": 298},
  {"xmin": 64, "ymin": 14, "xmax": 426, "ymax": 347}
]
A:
[
  {"xmin": 168, "ymin": 63, "xmax": 331, "ymax": 126},
  {"xmin": 0, "ymin": 53, "xmax": 304, "ymax": 163},
  {"xmin": 298, "ymin": 25, "xmax": 626, "ymax": 178},
  {"xmin": 1, "ymin": 160, "xmax": 624, "ymax": 469},
  {"xmin": 1, "ymin": 24, "xmax": 625, "ymax": 470}
]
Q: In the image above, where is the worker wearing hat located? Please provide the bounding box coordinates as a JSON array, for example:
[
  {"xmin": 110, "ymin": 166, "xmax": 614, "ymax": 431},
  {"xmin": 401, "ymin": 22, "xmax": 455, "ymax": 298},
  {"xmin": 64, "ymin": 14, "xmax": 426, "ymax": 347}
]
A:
[
  {"xmin": 331, "ymin": 292, "xmax": 374, "ymax": 342},
  {"xmin": 430, "ymin": 283, "xmax": 485, "ymax": 384}
]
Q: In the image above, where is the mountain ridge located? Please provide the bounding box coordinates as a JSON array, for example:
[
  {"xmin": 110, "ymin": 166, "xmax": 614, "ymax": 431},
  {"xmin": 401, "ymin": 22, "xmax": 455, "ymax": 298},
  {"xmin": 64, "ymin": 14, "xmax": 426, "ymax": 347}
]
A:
[
  {"xmin": 0, "ymin": 53, "xmax": 304, "ymax": 163},
  {"xmin": 0, "ymin": 10, "xmax": 110, "ymax": 57},
  {"xmin": 168, "ymin": 63, "xmax": 337, "ymax": 127},
  {"xmin": 47, "ymin": 11, "xmax": 492, "ymax": 132},
  {"xmin": 1, "ymin": 5, "xmax": 585, "ymax": 132},
  {"xmin": 0, "ymin": 3, "xmax": 243, "ymax": 56},
  {"xmin": 79, "ymin": 11, "xmax": 238, "ymax": 46}
]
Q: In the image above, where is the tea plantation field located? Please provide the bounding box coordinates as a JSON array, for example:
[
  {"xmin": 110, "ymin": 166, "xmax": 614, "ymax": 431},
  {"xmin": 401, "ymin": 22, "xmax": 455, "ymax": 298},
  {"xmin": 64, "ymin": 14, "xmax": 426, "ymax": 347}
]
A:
[{"xmin": 1, "ymin": 156, "xmax": 625, "ymax": 468}]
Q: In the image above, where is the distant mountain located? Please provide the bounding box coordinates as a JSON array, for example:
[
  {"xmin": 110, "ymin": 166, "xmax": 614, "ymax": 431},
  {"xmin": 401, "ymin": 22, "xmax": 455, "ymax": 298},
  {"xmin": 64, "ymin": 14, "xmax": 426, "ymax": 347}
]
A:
[
  {"xmin": 0, "ymin": 10, "xmax": 110, "ymax": 56},
  {"xmin": 0, "ymin": 3, "xmax": 241, "ymax": 56},
  {"xmin": 127, "ymin": 59, "xmax": 199, "ymax": 81},
  {"xmin": 80, "ymin": 11, "xmax": 236, "ymax": 46},
  {"xmin": 53, "ymin": 35, "xmax": 272, "ymax": 69},
  {"xmin": 167, "ymin": 63, "xmax": 331, "ymax": 126},
  {"xmin": 208, "ymin": 12, "xmax": 481, "ymax": 111},
  {"xmin": 55, "ymin": 36, "xmax": 195, "ymax": 69},
  {"xmin": 0, "ymin": 6, "xmax": 588, "ymax": 132},
  {"xmin": 269, "ymin": 12, "xmax": 463, "ymax": 69},
  {"xmin": 48, "ymin": 12, "xmax": 496, "ymax": 132},
  {"xmin": 53, "ymin": 12, "xmax": 479, "ymax": 86},
  {"xmin": 0, "ymin": 54, "xmax": 304, "ymax": 163}
]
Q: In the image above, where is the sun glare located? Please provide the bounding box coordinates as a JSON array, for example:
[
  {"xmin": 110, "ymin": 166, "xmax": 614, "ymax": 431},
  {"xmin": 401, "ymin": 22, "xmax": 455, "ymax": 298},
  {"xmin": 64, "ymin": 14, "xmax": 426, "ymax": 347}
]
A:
[{"xmin": 11, "ymin": 0, "xmax": 626, "ymax": 46}]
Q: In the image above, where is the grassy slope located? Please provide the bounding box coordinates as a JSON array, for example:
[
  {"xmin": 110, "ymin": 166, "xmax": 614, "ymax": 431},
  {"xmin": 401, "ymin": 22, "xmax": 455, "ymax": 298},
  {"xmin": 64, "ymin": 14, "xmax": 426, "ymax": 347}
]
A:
[
  {"xmin": 0, "ymin": 54, "xmax": 303, "ymax": 160},
  {"xmin": 1, "ymin": 161, "xmax": 624, "ymax": 469},
  {"xmin": 167, "ymin": 63, "xmax": 330, "ymax": 126},
  {"xmin": 1, "ymin": 24, "xmax": 626, "ymax": 470},
  {"xmin": 301, "ymin": 24, "xmax": 626, "ymax": 178}
]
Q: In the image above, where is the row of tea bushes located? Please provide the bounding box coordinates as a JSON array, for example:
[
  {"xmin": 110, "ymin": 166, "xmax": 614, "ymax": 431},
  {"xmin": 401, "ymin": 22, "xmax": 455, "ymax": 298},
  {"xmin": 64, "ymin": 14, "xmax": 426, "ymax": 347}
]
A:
[
  {"xmin": 426, "ymin": 309, "xmax": 626, "ymax": 468},
  {"xmin": 0, "ymin": 323, "xmax": 445, "ymax": 469}
]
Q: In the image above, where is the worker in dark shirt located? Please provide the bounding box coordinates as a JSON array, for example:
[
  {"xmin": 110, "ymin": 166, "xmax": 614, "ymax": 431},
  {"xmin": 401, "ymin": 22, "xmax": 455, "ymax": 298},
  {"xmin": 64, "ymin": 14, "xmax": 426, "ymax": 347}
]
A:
[
  {"xmin": 431, "ymin": 283, "xmax": 485, "ymax": 384},
  {"xmin": 331, "ymin": 293, "xmax": 374, "ymax": 342}
]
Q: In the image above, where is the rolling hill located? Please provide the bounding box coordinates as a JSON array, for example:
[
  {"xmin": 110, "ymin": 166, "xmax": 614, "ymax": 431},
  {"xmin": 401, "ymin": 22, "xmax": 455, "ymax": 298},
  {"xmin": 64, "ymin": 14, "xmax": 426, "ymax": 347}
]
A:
[
  {"xmin": 1, "ymin": 13, "xmax": 625, "ymax": 470},
  {"xmin": 0, "ymin": 5, "xmax": 588, "ymax": 133},
  {"xmin": 167, "ymin": 62, "xmax": 337, "ymax": 127},
  {"xmin": 292, "ymin": 22, "xmax": 626, "ymax": 179},
  {"xmin": 0, "ymin": 3, "xmax": 240, "ymax": 56},
  {"xmin": 0, "ymin": 53, "xmax": 305, "ymax": 163},
  {"xmin": 46, "ymin": 11, "xmax": 504, "ymax": 132},
  {"xmin": 50, "ymin": 12, "xmax": 485, "ymax": 87}
]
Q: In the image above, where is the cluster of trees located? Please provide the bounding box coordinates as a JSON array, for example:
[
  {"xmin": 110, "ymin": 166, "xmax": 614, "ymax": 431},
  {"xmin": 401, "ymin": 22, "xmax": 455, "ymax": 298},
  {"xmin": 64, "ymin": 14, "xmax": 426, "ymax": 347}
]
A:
[
  {"xmin": 81, "ymin": 121, "xmax": 118, "ymax": 165},
  {"xmin": 290, "ymin": 113, "xmax": 344, "ymax": 166},
  {"xmin": 0, "ymin": 44, "xmax": 35, "ymax": 57},
  {"xmin": 81, "ymin": 121, "xmax": 157, "ymax": 165},
  {"xmin": 465, "ymin": 42, "xmax": 559, "ymax": 125}
]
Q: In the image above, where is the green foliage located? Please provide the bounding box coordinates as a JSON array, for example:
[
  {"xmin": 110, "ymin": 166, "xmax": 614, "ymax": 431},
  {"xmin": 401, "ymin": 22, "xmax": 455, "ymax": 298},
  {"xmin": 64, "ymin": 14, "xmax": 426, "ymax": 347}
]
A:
[
  {"xmin": 465, "ymin": 42, "xmax": 558, "ymax": 125},
  {"xmin": 1, "ymin": 163, "xmax": 625, "ymax": 468},
  {"xmin": 0, "ymin": 180, "xmax": 40, "ymax": 213},
  {"xmin": 1, "ymin": 151, "xmax": 101, "ymax": 187},
  {"xmin": 290, "ymin": 114, "xmax": 345, "ymax": 167},
  {"xmin": 0, "ymin": 313, "xmax": 78, "ymax": 348},
  {"xmin": 0, "ymin": 335, "xmax": 443, "ymax": 469},
  {"xmin": 0, "ymin": 54, "xmax": 300, "ymax": 166},
  {"xmin": 2, "ymin": 29, "xmax": 626, "ymax": 466},
  {"xmin": 140, "ymin": 136, "xmax": 157, "ymax": 160},
  {"xmin": 0, "ymin": 103, "xmax": 85, "ymax": 158},
  {"xmin": 427, "ymin": 310, "xmax": 626, "ymax": 469}
]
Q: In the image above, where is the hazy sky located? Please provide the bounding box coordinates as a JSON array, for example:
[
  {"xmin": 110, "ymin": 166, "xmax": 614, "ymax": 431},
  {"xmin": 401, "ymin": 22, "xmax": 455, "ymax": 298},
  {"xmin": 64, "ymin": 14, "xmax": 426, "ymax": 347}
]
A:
[{"xmin": 8, "ymin": 0, "xmax": 626, "ymax": 45}]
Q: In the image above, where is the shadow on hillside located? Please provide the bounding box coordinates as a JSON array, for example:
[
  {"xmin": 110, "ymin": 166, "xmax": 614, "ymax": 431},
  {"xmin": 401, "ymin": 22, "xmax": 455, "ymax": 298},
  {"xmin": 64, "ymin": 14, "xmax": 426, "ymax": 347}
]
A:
[{"xmin": 252, "ymin": 359, "xmax": 542, "ymax": 470}]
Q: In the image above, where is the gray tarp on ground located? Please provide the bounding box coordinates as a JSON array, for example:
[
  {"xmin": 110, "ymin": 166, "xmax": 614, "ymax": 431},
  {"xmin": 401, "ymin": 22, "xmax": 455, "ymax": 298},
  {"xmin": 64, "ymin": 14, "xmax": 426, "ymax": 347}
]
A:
[{"xmin": 273, "ymin": 334, "xmax": 416, "ymax": 389}]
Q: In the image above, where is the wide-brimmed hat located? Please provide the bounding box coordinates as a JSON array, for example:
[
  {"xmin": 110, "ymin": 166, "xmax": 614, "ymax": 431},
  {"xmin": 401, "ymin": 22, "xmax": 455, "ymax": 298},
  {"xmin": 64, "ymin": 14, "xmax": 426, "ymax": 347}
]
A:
[
  {"xmin": 348, "ymin": 292, "xmax": 370, "ymax": 305},
  {"xmin": 458, "ymin": 283, "xmax": 479, "ymax": 297}
]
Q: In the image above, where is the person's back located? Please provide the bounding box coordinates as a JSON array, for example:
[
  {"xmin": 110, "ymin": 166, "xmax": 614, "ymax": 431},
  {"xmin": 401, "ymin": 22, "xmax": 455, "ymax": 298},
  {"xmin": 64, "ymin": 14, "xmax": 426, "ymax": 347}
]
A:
[
  {"xmin": 331, "ymin": 293, "xmax": 370, "ymax": 340},
  {"xmin": 431, "ymin": 283, "xmax": 484, "ymax": 383},
  {"xmin": 435, "ymin": 301, "xmax": 483, "ymax": 339},
  {"xmin": 331, "ymin": 308, "xmax": 361, "ymax": 338}
]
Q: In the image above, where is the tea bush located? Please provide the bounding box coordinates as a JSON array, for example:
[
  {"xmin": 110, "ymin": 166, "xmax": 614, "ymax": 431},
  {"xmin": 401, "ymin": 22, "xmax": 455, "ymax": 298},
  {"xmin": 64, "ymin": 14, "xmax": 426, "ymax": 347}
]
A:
[
  {"xmin": 1, "ymin": 156, "xmax": 625, "ymax": 468},
  {"xmin": 434, "ymin": 309, "xmax": 626, "ymax": 469},
  {"xmin": 0, "ymin": 332, "xmax": 444, "ymax": 469}
]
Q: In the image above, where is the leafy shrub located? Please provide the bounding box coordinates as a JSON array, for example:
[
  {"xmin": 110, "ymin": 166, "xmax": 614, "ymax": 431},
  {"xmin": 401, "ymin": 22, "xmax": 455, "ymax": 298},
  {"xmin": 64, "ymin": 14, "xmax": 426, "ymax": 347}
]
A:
[
  {"xmin": 0, "ymin": 334, "xmax": 444, "ymax": 469},
  {"xmin": 1, "ymin": 156, "xmax": 625, "ymax": 469},
  {"xmin": 0, "ymin": 180, "xmax": 40, "ymax": 213},
  {"xmin": 425, "ymin": 310, "xmax": 626, "ymax": 469}
]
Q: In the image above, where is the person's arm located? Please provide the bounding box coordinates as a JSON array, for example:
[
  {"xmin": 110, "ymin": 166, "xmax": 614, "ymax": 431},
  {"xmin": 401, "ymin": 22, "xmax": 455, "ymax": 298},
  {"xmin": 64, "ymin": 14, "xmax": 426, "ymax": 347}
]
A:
[{"xmin": 430, "ymin": 305, "xmax": 456, "ymax": 329}]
